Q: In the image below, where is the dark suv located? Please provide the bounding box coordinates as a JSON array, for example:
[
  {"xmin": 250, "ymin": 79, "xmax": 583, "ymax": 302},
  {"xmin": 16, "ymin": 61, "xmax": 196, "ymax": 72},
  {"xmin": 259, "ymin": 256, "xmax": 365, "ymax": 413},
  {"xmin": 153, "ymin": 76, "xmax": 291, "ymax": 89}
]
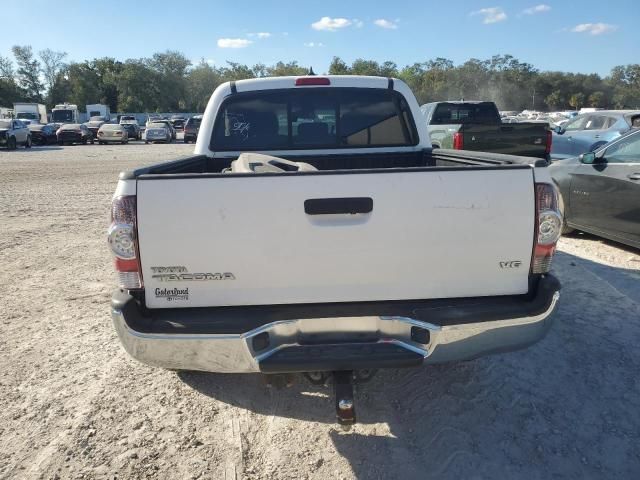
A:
[{"xmin": 183, "ymin": 115, "xmax": 202, "ymax": 143}]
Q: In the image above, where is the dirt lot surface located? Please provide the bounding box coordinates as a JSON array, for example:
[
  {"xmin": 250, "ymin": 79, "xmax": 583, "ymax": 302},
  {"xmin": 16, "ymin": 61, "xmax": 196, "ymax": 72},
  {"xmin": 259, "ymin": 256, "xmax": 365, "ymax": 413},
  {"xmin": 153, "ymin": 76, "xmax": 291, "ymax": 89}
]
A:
[{"xmin": 1, "ymin": 143, "xmax": 639, "ymax": 479}]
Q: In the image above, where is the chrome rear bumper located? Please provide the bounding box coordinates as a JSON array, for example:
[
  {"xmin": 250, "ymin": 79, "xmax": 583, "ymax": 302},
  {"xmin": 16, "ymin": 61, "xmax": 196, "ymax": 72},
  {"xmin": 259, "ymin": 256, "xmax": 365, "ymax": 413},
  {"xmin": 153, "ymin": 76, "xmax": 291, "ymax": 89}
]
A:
[{"xmin": 111, "ymin": 276, "xmax": 560, "ymax": 373}]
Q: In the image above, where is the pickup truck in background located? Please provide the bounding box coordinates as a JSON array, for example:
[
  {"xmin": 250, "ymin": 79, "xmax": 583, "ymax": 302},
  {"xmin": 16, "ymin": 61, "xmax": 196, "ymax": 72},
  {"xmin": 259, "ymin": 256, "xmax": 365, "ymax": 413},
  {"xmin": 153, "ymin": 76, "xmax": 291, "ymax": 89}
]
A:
[
  {"xmin": 422, "ymin": 101, "xmax": 552, "ymax": 160},
  {"xmin": 108, "ymin": 76, "xmax": 562, "ymax": 424}
]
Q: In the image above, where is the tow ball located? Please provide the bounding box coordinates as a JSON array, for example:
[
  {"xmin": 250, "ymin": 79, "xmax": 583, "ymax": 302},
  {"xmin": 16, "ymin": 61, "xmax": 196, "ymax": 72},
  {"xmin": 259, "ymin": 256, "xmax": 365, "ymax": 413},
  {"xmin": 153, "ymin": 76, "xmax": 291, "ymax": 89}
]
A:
[{"xmin": 333, "ymin": 371, "xmax": 356, "ymax": 426}]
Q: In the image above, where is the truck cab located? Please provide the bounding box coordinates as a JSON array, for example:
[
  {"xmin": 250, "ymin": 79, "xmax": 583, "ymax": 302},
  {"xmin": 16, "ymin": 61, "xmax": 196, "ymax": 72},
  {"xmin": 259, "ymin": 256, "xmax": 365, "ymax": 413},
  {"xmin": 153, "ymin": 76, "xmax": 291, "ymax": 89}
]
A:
[
  {"xmin": 86, "ymin": 104, "xmax": 111, "ymax": 122},
  {"xmin": 13, "ymin": 103, "xmax": 48, "ymax": 124},
  {"xmin": 51, "ymin": 103, "xmax": 80, "ymax": 124}
]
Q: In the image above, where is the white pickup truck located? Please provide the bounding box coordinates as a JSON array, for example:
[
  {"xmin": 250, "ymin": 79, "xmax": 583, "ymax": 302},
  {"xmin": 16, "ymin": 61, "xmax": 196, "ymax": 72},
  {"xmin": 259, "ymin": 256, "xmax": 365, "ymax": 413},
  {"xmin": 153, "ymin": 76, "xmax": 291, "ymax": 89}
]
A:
[{"xmin": 109, "ymin": 75, "xmax": 561, "ymax": 424}]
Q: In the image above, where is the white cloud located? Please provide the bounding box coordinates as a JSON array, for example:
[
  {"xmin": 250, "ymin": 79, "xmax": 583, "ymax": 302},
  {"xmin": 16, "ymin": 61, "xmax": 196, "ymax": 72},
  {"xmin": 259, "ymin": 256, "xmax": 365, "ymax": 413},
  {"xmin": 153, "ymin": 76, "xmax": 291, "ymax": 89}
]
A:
[
  {"xmin": 374, "ymin": 19, "xmax": 398, "ymax": 29},
  {"xmin": 303, "ymin": 42, "xmax": 325, "ymax": 47},
  {"xmin": 311, "ymin": 17, "xmax": 353, "ymax": 31},
  {"xmin": 471, "ymin": 7, "xmax": 507, "ymax": 24},
  {"xmin": 248, "ymin": 32, "xmax": 272, "ymax": 39},
  {"xmin": 354, "ymin": 19, "xmax": 364, "ymax": 28},
  {"xmin": 522, "ymin": 4, "xmax": 551, "ymax": 15},
  {"xmin": 217, "ymin": 38, "xmax": 253, "ymax": 48},
  {"xmin": 206, "ymin": 59, "xmax": 215, "ymax": 65},
  {"xmin": 571, "ymin": 23, "xmax": 617, "ymax": 35}
]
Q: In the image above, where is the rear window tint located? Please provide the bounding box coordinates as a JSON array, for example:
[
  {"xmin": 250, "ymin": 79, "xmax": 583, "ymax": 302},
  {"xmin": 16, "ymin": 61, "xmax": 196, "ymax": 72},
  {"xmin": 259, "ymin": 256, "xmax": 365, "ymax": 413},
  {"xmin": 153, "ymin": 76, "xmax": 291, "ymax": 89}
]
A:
[
  {"xmin": 430, "ymin": 103, "xmax": 499, "ymax": 125},
  {"xmin": 212, "ymin": 88, "xmax": 418, "ymax": 151}
]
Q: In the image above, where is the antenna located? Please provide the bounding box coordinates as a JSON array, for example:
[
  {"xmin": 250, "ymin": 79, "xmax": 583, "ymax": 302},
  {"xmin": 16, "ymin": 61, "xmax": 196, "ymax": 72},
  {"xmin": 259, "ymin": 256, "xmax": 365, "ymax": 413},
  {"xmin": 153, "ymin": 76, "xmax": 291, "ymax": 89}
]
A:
[{"xmin": 307, "ymin": 67, "xmax": 316, "ymax": 76}]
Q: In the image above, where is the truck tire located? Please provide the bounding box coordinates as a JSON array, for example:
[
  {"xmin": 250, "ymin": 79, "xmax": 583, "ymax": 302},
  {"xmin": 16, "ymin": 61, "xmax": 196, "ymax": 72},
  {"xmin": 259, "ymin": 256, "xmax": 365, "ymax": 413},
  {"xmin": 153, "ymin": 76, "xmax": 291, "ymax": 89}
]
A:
[
  {"xmin": 82, "ymin": 137, "xmax": 87, "ymax": 145},
  {"xmin": 7, "ymin": 137, "xmax": 16, "ymax": 150}
]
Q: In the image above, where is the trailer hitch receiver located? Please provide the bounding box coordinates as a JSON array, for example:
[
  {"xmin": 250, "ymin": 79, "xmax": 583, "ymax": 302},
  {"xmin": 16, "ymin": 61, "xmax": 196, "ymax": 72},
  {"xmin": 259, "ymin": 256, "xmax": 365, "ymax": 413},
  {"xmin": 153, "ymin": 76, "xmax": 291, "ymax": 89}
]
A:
[{"xmin": 333, "ymin": 371, "xmax": 356, "ymax": 426}]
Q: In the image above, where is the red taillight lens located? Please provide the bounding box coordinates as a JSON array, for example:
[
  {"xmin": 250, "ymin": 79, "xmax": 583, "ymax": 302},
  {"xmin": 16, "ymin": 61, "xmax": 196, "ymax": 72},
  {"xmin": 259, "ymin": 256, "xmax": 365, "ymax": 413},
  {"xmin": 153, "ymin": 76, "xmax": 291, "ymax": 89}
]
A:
[
  {"xmin": 453, "ymin": 132, "xmax": 464, "ymax": 149},
  {"xmin": 108, "ymin": 195, "xmax": 143, "ymax": 289},
  {"xmin": 531, "ymin": 183, "xmax": 562, "ymax": 274},
  {"xmin": 295, "ymin": 77, "xmax": 330, "ymax": 86},
  {"xmin": 545, "ymin": 130, "xmax": 552, "ymax": 155}
]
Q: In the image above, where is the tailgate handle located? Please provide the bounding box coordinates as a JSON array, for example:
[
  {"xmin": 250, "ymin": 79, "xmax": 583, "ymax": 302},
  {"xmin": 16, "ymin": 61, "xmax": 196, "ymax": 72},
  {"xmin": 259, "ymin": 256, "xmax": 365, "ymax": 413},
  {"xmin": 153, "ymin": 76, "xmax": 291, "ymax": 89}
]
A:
[{"xmin": 304, "ymin": 197, "xmax": 373, "ymax": 215}]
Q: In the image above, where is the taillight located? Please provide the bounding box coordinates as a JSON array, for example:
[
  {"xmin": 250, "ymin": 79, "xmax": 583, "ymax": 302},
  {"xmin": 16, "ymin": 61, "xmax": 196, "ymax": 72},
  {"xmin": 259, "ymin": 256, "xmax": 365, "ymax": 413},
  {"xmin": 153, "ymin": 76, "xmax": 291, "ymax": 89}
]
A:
[
  {"xmin": 531, "ymin": 183, "xmax": 562, "ymax": 274},
  {"xmin": 108, "ymin": 195, "xmax": 143, "ymax": 289},
  {"xmin": 295, "ymin": 77, "xmax": 330, "ymax": 86},
  {"xmin": 545, "ymin": 130, "xmax": 552, "ymax": 155},
  {"xmin": 453, "ymin": 132, "xmax": 464, "ymax": 149}
]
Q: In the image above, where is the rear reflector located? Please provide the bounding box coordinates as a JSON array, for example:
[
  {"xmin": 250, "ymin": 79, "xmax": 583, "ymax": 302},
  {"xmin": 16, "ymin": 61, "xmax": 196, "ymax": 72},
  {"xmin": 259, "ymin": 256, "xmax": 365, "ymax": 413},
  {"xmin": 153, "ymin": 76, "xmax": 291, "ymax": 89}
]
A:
[
  {"xmin": 531, "ymin": 183, "xmax": 562, "ymax": 274},
  {"xmin": 295, "ymin": 77, "xmax": 330, "ymax": 86},
  {"xmin": 453, "ymin": 132, "xmax": 464, "ymax": 150}
]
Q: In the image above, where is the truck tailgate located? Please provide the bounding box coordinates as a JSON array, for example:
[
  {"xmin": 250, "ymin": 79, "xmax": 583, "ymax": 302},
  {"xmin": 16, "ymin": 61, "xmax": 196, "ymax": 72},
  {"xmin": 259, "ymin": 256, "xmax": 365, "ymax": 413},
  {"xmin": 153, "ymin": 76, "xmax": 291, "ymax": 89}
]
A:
[
  {"xmin": 137, "ymin": 168, "xmax": 535, "ymax": 308},
  {"xmin": 462, "ymin": 123, "xmax": 549, "ymax": 158}
]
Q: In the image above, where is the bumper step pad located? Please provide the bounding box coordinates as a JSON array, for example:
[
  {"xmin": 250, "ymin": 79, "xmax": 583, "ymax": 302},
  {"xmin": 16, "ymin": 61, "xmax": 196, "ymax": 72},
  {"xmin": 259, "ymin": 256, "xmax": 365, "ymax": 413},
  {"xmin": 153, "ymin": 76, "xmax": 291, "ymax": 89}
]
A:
[{"xmin": 258, "ymin": 342, "xmax": 424, "ymax": 374}]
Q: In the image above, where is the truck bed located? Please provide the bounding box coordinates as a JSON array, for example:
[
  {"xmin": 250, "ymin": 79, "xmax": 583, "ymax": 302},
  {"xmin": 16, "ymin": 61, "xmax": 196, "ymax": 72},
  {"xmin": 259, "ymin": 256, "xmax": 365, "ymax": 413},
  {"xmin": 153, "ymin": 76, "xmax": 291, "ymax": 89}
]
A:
[{"xmin": 121, "ymin": 148, "xmax": 547, "ymax": 179}]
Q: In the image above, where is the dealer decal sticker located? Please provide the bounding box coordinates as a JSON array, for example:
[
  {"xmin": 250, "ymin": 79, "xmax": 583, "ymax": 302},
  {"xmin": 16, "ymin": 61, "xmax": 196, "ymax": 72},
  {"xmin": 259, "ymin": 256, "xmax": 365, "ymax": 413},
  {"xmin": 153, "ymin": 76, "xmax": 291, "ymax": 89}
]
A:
[{"xmin": 155, "ymin": 287, "xmax": 189, "ymax": 302}]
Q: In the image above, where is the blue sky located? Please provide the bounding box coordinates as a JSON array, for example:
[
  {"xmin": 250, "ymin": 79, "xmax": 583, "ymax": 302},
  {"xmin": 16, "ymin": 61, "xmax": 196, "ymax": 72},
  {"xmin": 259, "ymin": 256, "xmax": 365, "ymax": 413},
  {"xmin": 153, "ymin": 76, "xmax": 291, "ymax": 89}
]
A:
[{"xmin": 2, "ymin": 0, "xmax": 638, "ymax": 76}]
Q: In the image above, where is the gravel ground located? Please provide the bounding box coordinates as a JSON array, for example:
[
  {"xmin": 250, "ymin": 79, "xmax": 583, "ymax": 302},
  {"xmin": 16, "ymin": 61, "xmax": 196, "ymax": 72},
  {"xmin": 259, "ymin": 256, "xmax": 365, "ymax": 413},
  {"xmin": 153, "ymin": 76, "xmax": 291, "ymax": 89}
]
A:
[{"xmin": 1, "ymin": 143, "xmax": 639, "ymax": 480}]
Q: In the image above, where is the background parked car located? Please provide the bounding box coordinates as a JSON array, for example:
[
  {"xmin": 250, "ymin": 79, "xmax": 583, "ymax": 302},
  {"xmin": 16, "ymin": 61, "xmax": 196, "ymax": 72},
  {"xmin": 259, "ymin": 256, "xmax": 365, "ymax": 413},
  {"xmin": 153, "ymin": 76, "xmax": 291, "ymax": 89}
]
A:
[
  {"xmin": 84, "ymin": 116, "xmax": 107, "ymax": 139},
  {"xmin": 97, "ymin": 124, "xmax": 129, "ymax": 144},
  {"xmin": 57, "ymin": 124, "xmax": 94, "ymax": 145},
  {"xmin": 120, "ymin": 122, "xmax": 141, "ymax": 140},
  {"xmin": 550, "ymin": 129, "xmax": 640, "ymax": 248},
  {"xmin": 146, "ymin": 115, "xmax": 163, "ymax": 127},
  {"xmin": 0, "ymin": 118, "xmax": 32, "ymax": 149},
  {"xmin": 147, "ymin": 119, "xmax": 176, "ymax": 140},
  {"xmin": 144, "ymin": 122, "xmax": 172, "ymax": 143},
  {"xmin": 551, "ymin": 110, "xmax": 640, "ymax": 160},
  {"xmin": 170, "ymin": 118, "xmax": 185, "ymax": 131},
  {"xmin": 28, "ymin": 123, "xmax": 58, "ymax": 145},
  {"xmin": 183, "ymin": 115, "xmax": 202, "ymax": 143}
]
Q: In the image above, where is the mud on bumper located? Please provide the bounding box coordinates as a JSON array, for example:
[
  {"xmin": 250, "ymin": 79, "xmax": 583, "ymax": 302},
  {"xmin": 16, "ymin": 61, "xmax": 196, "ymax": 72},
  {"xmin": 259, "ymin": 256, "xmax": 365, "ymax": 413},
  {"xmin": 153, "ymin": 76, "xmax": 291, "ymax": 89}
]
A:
[{"xmin": 111, "ymin": 276, "xmax": 560, "ymax": 373}]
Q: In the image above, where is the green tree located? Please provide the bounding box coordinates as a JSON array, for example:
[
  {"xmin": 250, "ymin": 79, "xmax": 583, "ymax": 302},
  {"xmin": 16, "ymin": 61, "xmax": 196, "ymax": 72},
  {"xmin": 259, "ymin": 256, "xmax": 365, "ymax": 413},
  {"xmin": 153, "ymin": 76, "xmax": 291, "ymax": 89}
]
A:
[
  {"xmin": 11, "ymin": 45, "xmax": 43, "ymax": 101},
  {"xmin": 609, "ymin": 64, "xmax": 640, "ymax": 108},
  {"xmin": 186, "ymin": 60, "xmax": 221, "ymax": 112},
  {"xmin": 569, "ymin": 93, "xmax": 586, "ymax": 110},
  {"xmin": 117, "ymin": 60, "xmax": 161, "ymax": 112},
  {"xmin": 328, "ymin": 57, "xmax": 350, "ymax": 75},
  {"xmin": 39, "ymin": 49, "xmax": 67, "ymax": 101},
  {"xmin": 148, "ymin": 51, "xmax": 191, "ymax": 111},
  {"xmin": 0, "ymin": 55, "xmax": 22, "ymax": 107},
  {"xmin": 265, "ymin": 61, "xmax": 308, "ymax": 77},
  {"xmin": 587, "ymin": 91, "xmax": 606, "ymax": 108},
  {"xmin": 545, "ymin": 90, "xmax": 565, "ymax": 109},
  {"xmin": 91, "ymin": 57, "xmax": 123, "ymax": 111}
]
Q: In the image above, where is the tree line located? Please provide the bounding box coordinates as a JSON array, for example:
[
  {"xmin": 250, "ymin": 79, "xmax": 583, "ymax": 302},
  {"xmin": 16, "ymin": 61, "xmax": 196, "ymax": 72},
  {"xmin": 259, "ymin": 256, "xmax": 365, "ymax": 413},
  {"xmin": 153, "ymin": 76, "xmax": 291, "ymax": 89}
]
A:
[{"xmin": 1, "ymin": 46, "xmax": 639, "ymax": 113}]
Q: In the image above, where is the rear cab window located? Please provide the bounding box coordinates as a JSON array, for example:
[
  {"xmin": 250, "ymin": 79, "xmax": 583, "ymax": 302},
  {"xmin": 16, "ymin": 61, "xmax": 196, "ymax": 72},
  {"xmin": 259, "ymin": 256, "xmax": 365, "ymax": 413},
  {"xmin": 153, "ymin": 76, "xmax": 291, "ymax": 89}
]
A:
[
  {"xmin": 430, "ymin": 102, "xmax": 500, "ymax": 125},
  {"xmin": 211, "ymin": 88, "xmax": 418, "ymax": 151}
]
